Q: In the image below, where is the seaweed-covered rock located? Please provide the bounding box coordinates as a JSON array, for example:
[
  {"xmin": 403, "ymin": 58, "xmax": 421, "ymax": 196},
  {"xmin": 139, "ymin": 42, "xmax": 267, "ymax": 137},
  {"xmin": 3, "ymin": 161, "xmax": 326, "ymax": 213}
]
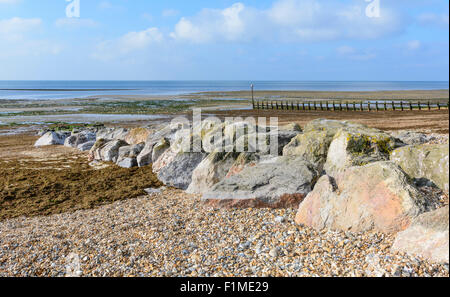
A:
[
  {"xmin": 324, "ymin": 127, "xmax": 400, "ymax": 177},
  {"xmin": 392, "ymin": 206, "xmax": 449, "ymax": 263},
  {"xmin": 391, "ymin": 144, "xmax": 449, "ymax": 194},
  {"xmin": 295, "ymin": 162, "xmax": 435, "ymax": 234}
]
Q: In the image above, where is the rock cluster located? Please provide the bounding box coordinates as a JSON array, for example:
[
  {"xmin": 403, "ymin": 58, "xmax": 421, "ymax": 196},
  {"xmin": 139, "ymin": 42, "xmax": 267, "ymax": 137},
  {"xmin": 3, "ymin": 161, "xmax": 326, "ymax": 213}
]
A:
[{"xmin": 34, "ymin": 119, "xmax": 449, "ymax": 264}]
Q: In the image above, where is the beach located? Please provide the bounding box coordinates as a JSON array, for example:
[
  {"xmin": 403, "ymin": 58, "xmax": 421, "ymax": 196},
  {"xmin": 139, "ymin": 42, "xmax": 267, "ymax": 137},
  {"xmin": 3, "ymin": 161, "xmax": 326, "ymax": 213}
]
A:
[{"xmin": 0, "ymin": 88, "xmax": 449, "ymax": 277}]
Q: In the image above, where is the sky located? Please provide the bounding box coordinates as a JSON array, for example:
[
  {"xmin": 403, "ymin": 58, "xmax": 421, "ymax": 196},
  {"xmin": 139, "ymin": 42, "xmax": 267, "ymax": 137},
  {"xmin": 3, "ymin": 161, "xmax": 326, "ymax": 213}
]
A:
[{"xmin": 0, "ymin": 0, "xmax": 448, "ymax": 81}]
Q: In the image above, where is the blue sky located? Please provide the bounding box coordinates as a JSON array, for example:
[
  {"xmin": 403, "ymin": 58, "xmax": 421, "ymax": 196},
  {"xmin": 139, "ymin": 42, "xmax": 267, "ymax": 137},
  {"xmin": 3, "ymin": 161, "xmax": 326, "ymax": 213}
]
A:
[{"xmin": 0, "ymin": 0, "xmax": 448, "ymax": 80}]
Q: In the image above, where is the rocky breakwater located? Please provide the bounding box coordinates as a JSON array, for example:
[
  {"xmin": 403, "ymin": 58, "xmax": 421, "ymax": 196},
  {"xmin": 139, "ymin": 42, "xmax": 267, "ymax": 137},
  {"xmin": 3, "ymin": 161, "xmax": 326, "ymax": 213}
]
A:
[{"xmin": 34, "ymin": 118, "xmax": 449, "ymax": 265}]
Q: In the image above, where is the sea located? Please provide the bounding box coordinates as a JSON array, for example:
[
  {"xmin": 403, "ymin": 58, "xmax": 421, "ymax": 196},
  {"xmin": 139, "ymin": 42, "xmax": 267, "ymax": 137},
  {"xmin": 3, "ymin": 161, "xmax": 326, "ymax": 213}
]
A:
[{"xmin": 0, "ymin": 81, "xmax": 448, "ymax": 101}]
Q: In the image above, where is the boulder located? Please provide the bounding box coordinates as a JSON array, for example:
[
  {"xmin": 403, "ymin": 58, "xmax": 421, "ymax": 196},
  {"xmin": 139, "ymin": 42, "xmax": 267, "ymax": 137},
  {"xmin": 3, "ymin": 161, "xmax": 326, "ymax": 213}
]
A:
[
  {"xmin": 152, "ymin": 138, "xmax": 171, "ymax": 163},
  {"xmin": 88, "ymin": 139, "xmax": 109, "ymax": 161},
  {"xmin": 233, "ymin": 130, "xmax": 298, "ymax": 155},
  {"xmin": 93, "ymin": 140, "xmax": 129, "ymax": 163},
  {"xmin": 390, "ymin": 131, "xmax": 435, "ymax": 145},
  {"xmin": 392, "ymin": 206, "xmax": 449, "ymax": 263},
  {"xmin": 225, "ymin": 153, "xmax": 262, "ymax": 178},
  {"xmin": 187, "ymin": 151, "xmax": 241, "ymax": 194},
  {"xmin": 202, "ymin": 156, "xmax": 319, "ymax": 208},
  {"xmin": 34, "ymin": 132, "xmax": 69, "ymax": 147},
  {"xmin": 116, "ymin": 143, "xmax": 145, "ymax": 168},
  {"xmin": 391, "ymin": 144, "xmax": 449, "ymax": 194},
  {"xmin": 96, "ymin": 128, "xmax": 129, "ymax": 141},
  {"xmin": 157, "ymin": 152, "xmax": 206, "ymax": 190},
  {"xmin": 279, "ymin": 123, "xmax": 302, "ymax": 132},
  {"xmin": 125, "ymin": 128, "xmax": 151, "ymax": 145},
  {"xmin": 324, "ymin": 127, "xmax": 400, "ymax": 177},
  {"xmin": 64, "ymin": 131, "xmax": 96, "ymax": 148},
  {"xmin": 295, "ymin": 161, "xmax": 435, "ymax": 234},
  {"xmin": 152, "ymin": 148, "xmax": 178, "ymax": 174},
  {"xmin": 303, "ymin": 119, "xmax": 366, "ymax": 134},
  {"xmin": 77, "ymin": 141, "xmax": 96, "ymax": 152},
  {"xmin": 283, "ymin": 130, "xmax": 335, "ymax": 172}
]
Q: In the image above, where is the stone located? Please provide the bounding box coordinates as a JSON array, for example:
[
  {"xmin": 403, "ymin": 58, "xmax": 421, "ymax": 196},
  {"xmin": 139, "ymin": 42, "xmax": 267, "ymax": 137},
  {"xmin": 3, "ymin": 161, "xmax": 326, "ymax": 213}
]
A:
[
  {"xmin": 283, "ymin": 130, "xmax": 336, "ymax": 172},
  {"xmin": 234, "ymin": 130, "xmax": 298, "ymax": 155},
  {"xmin": 303, "ymin": 119, "xmax": 366, "ymax": 134},
  {"xmin": 77, "ymin": 141, "xmax": 96, "ymax": 152},
  {"xmin": 152, "ymin": 138, "xmax": 171, "ymax": 163},
  {"xmin": 64, "ymin": 131, "xmax": 96, "ymax": 148},
  {"xmin": 96, "ymin": 128, "xmax": 129, "ymax": 141},
  {"xmin": 125, "ymin": 128, "xmax": 151, "ymax": 145},
  {"xmin": 390, "ymin": 131, "xmax": 435, "ymax": 145},
  {"xmin": 324, "ymin": 127, "xmax": 400, "ymax": 177},
  {"xmin": 202, "ymin": 156, "xmax": 319, "ymax": 208},
  {"xmin": 187, "ymin": 151, "xmax": 240, "ymax": 194},
  {"xmin": 295, "ymin": 161, "xmax": 436, "ymax": 234},
  {"xmin": 116, "ymin": 143, "xmax": 145, "ymax": 168},
  {"xmin": 34, "ymin": 132, "xmax": 69, "ymax": 147},
  {"xmin": 157, "ymin": 152, "xmax": 207, "ymax": 190},
  {"xmin": 225, "ymin": 153, "xmax": 262, "ymax": 178},
  {"xmin": 96, "ymin": 140, "xmax": 129, "ymax": 163},
  {"xmin": 392, "ymin": 206, "xmax": 449, "ymax": 263},
  {"xmin": 88, "ymin": 139, "xmax": 109, "ymax": 161},
  {"xmin": 391, "ymin": 144, "xmax": 449, "ymax": 194},
  {"xmin": 152, "ymin": 148, "xmax": 178, "ymax": 174}
]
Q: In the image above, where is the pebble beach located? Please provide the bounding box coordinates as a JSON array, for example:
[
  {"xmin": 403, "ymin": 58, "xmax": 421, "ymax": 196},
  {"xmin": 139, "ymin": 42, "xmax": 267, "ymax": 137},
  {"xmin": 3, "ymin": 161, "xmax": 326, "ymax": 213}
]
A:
[{"xmin": 0, "ymin": 188, "xmax": 448, "ymax": 277}]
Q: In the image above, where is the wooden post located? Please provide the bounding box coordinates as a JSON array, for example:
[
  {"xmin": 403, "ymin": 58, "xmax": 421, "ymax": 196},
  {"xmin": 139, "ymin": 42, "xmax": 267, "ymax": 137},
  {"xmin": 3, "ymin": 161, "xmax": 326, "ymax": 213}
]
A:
[
  {"xmin": 392, "ymin": 101, "xmax": 395, "ymax": 111},
  {"xmin": 251, "ymin": 84, "xmax": 255, "ymax": 109},
  {"xmin": 346, "ymin": 102, "xmax": 349, "ymax": 111},
  {"xmin": 276, "ymin": 101, "xmax": 279, "ymax": 110},
  {"xmin": 320, "ymin": 102, "xmax": 323, "ymax": 111},
  {"xmin": 368, "ymin": 102, "xmax": 371, "ymax": 112},
  {"xmin": 418, "ymin": 101, "xmax": 421, "ymax": 111},
  {"xmin": 353, "ymin": 102, "xmax": 356, "ymax": 111},
  {"xmin": 302, "ymin": 102, "xmax": 306, "ymax": 110},
  {"xmin": 333, "ymin": 102, "xmax": 336, "ymax": 111},
  {"xmin": 437, "ymin": 103, "xmax": 441, "ymax": 110},
  {"xmin": 326, "ymin": 101, "xmax": 329, "ymax": 111},
  {"xmin": 360, "ymin": 101, "xmax": 364, "ymax": 111},
  {"xmin": 409, "ymin": 102, "xmax": 413, "ymax": 111},
  {"xmin": 428, "ymin": 101, "xmax": 431, "ymax": 110},
  {"xmin": 314, "ymin": 102, "xmax": 317, "ymax": 111},
  {"xmin": 384, "ymin": 101, "xmax": 387, "ymax": 111},
  {"xmin": 400, "ymin": 101, "xmax": 404, "ymax": 111},
  {"xmin": 376, "ymin": 101, "xmax": 379, "ymax": 112}
]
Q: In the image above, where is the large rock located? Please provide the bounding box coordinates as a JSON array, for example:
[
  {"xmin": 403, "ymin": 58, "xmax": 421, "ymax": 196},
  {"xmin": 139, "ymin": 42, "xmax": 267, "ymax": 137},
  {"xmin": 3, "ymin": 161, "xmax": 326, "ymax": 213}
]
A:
[
  {"xmin": 77, "ymin": 141, "xmax": 96, "ymax": 152},
  {"xmin": 157, "ymin": 152, "xmax": 206, "ymax": 190},
  {"xmin": 233, "ymin": 130, "xmax": 298, "ymax": 155},
  {"xmin": 295, "ymin": 162, "xmax": 435, "ymax": 234},
  {"xmin": 324, "ymin": 127, "xmax": 400, "ymax": 177},
  {"xmin": 187, "ymin": 151, "xmax": 240, "ymax": 194},
  {"xmin": 283, "ymin": 130, "xmax": 336, "ymax": 172},
  {"xmin": 64, "ymin": 131, "xmax": 96, "ymax": 148},
  {"xmin": 391, "ymin": 144, "xmax": 449, "ymax": 194},
  {"xmin": 202, "ymin": 156, "xmax": 319, "ymax": 208},
  {"xmin": 34, "ymin": 132, "xmax": 70, "ymax": 147},
  {"xmin": 88, "ymin": 139, "xmax": 108, "ymax": 161},
  {"xmin": 93, "ymin": 140, "xmax": 129, "ymax": 163},
  {"xmin": 390, "ymin": 131, "xmax": 435, "ymax": 145},
  {"xmin": 303, "ymin": 119, "xmax": 366, "ymax": 134},
  {"xmin": 125, "ymin": 128, "xmax": 151, "ymax": 145},
  {"xmin": 96, "ymin": 128, "xmax": 129, "ymax": 141},
  {"xmin": 116, "ymin": 143, "xmax": 145, "ymax": 168},
  {"xmin": 136, "ymin": 124, "xmax": 185, "ymax": 167},
  {"xmin": 392, "ymin": 206, "xmax": 449, "ymax": 263}
]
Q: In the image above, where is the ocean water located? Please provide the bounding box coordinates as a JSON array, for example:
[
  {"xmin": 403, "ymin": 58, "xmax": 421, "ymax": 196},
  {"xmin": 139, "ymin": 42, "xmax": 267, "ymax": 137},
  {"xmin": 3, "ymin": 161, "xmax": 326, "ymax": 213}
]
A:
[{"xmin": 0, "ymin": 81, "xmax": 448, "ymax": 100}]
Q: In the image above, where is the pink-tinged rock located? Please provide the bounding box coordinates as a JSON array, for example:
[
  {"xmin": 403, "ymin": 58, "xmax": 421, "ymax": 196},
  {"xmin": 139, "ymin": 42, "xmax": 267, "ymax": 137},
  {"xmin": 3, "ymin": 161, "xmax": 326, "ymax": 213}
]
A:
[
  {"xmin": 392, "ymin": 206, "xmax": 449, "ymax": 263},
  {"xmin": 152, "ymin": 148, "xmax": 177, "ymax": 174},
  {"xmin": 295, "ymin": 161, "xmax": 436, "ymax": 234}
]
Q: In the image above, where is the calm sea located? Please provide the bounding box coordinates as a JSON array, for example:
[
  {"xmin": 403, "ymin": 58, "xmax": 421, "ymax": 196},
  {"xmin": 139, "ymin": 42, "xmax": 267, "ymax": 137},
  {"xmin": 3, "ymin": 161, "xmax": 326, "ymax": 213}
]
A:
[{"xmin": 0, "ymin": 81, "xmax": 448, "ymax": 100}]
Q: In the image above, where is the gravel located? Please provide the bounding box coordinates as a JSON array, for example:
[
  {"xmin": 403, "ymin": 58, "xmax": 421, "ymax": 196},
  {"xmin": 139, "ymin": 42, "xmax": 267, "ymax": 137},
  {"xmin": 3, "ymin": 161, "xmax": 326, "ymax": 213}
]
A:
[{"xmin": 0, "ymin": 188, "xmax": 448, "ymax": 277}]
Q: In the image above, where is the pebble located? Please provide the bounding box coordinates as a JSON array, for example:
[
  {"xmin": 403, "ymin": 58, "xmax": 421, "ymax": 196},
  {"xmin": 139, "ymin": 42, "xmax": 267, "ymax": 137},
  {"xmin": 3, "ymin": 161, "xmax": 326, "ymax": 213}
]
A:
[{"xmin": 0, "ymin": 188, "xmax": 448, "ymax": 277}]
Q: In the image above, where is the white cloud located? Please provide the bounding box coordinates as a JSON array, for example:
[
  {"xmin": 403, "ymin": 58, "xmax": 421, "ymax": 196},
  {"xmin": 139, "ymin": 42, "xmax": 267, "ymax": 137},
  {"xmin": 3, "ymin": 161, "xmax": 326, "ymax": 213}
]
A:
[
  {"xmin": 0, "ymin": 17, "xmax": 61, "ymax": 57},
  {"xmin": 170, "ymin": 3, "xmax": 247, "ymax": 43},
  {"xmin": 162, "ymin": 9, "xmax": 179, "ymax": 18},
  {"xmin": 0, "ymin": 17, "xmax": 42, "ymax": 41},
  {"xmin": 170, "ymin": 0, "xmax": 404, "ymax": 43},
  {"xmin": 92, "ymin": 27, "xmax": 163, "ymax": 61}
]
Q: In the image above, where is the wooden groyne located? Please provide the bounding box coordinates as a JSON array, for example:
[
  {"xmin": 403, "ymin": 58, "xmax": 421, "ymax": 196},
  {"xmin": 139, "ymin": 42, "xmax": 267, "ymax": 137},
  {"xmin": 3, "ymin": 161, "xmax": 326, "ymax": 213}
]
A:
[{"xmin": 252, "ymin": 100, "xmax": 449, "ymax": 112}]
